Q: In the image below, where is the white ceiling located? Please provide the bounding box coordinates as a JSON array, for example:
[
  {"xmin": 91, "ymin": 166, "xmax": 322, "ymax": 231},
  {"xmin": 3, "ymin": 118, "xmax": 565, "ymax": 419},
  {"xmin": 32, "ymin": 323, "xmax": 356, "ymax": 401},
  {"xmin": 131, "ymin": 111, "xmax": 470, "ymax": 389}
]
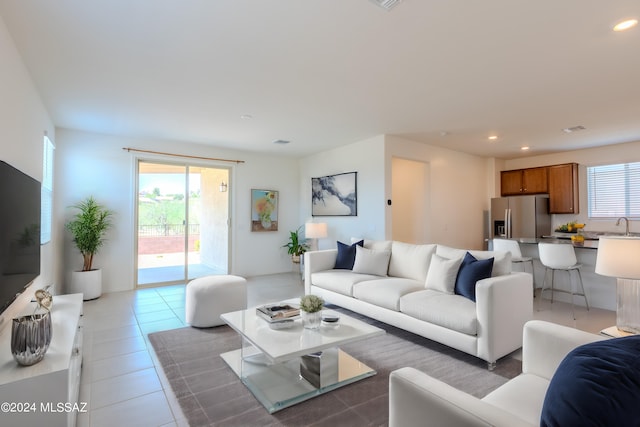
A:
[{"xmin": 1, "ymin": 0, "xmax": 639, "ymax": 159}]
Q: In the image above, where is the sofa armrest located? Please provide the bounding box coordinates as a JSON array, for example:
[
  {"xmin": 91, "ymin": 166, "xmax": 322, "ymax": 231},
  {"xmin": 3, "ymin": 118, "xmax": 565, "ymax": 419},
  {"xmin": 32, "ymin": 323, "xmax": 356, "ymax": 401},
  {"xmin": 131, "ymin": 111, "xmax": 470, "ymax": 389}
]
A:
[
  {"xmin": 304, "ymin": 249, "xmax": 337, "ymax": 294},
  {"xmin": 475, "ymin": 272, "xmax": 533, "ymax": 364},
  {"xmin": 389, "ymin": 367, "xmax": 533, "ymax": 427},
  {"xmin": 522, "ymin": 320, "xmax": 605, "ymax": 380}
]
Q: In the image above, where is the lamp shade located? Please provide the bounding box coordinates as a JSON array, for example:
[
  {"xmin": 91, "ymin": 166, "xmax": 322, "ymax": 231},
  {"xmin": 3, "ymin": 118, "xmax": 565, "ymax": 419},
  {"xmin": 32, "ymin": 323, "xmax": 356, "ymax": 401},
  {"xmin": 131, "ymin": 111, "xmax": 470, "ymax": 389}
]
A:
[
  {"xmin": 305, "ymin": 222, "xmax": 327, "ymax": 239},
  {"xmin": 595, "ymin": 236, "xmax": 640, "ymax": 279}
]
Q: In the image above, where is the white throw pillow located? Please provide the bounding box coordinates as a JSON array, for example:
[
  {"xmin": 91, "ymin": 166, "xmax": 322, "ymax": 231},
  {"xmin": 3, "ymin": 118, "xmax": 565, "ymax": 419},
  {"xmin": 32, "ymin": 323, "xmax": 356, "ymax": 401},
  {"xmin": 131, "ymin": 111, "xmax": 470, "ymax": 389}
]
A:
[
  {"xmin": 424, "ymin": 253, "xmax": 463, "ymax": 294},
  {"xmin": 352, "ymin": 245, "xmax": 391, "ymax": 277}
]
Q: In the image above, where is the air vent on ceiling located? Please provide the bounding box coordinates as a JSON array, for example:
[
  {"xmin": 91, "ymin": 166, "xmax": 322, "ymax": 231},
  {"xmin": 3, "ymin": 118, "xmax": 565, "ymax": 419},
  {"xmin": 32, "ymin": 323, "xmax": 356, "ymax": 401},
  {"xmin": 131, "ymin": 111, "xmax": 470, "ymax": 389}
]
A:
[
  {"xmin": 273, "ymin": 139, "xmax": 291, "ymax": 145},
  {"xmin": 562, "ymin": 125, "xmax": 586, "ymax": 133},
  {"xmin": 370, "ymin": 0, "xmax": 402, "ymax": 11}
]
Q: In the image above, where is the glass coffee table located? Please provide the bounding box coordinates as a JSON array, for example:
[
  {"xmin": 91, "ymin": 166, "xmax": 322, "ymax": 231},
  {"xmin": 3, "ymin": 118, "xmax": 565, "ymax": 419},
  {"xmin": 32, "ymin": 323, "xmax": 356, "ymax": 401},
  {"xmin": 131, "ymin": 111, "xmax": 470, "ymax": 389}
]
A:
[{"xmin": 220, "ymin": 304, "xmax": 385, "ymax": 413}]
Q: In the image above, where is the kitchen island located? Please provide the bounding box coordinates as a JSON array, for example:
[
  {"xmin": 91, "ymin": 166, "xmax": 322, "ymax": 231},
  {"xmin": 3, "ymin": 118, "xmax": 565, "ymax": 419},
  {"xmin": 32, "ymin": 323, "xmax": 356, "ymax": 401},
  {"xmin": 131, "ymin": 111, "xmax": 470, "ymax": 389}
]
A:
[{"xmin": 496, "ymin": 236, "xmax": 615, "ymax": 311}]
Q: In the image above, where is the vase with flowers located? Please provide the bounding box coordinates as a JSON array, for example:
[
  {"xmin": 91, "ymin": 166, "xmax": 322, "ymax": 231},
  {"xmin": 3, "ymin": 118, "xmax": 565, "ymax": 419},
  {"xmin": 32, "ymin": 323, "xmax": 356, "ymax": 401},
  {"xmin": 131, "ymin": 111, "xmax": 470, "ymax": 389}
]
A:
[
  {"xmin": 299, "ymin": 294, "xmax": 324, "ymax": 329},
  {"xmin": 255, "ymin": 191, "xmax": 276, "ymax": 229}
]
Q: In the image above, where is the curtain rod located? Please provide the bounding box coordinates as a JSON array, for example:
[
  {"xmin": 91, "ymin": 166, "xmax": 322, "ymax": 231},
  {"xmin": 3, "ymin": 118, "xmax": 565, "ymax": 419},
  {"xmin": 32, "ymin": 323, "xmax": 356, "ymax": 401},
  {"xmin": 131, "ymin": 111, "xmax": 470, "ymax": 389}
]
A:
[{"xmin": 122, "ymin": 147, "xmax": 245, "ymax": 164}]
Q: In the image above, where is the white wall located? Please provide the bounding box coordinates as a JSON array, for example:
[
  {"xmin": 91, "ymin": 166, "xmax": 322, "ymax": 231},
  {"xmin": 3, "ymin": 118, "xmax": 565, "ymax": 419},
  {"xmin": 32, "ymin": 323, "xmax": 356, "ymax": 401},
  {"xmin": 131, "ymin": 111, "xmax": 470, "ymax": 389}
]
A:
[
  {"xmin": 54, "ymin": 129, "xmax": 301, "ymax": 293},
  {"xmin": 0, "ymin": 15, "xmax": 56, "ymax": 323},
  {"xmin": 298, "ymin": 134, "xmax": 491, "ymax": 250},
  {"xmin": 298, "ymin": 135, "xmax": 386, "ymax": 248},
  {"xmin": 385, "ymin": 136, "xmax": 490, "ymax": 249},
  {"xmin": 503, "ymin": 140, "xmax": 640, "ymax": 234}
]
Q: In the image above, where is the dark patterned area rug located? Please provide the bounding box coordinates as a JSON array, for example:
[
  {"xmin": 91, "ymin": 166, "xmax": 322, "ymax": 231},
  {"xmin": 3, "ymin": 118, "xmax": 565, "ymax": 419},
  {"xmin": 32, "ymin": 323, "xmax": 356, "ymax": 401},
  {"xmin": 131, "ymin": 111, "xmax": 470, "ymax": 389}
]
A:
[{"xmin": 148, "ymin": 308, "xmax": 521, "ymax": 426}]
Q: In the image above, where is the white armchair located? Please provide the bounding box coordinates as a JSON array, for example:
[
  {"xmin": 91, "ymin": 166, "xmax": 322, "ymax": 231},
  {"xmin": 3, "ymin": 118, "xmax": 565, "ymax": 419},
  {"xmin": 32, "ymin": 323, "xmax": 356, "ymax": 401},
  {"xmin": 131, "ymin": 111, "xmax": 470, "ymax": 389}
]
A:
[{"xmin": 389, "ymin": 320, "xmax": 605, "ymax": 427}]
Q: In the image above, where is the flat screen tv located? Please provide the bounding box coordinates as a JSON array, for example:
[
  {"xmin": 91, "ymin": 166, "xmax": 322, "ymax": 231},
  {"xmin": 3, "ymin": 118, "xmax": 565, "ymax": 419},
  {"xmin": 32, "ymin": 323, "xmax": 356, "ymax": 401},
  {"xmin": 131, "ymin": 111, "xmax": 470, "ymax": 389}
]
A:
[{"xmin": 0, "ymin": 160, "xmax": 41, "ymax": 315}]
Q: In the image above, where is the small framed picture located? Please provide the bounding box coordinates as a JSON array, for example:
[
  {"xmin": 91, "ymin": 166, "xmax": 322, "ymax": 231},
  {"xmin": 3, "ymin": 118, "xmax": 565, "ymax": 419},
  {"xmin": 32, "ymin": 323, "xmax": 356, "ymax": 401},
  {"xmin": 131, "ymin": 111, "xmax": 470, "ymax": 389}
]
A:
[{"xmin": 251, "ymin": 189, "xmax": 278, "ymax": 231}]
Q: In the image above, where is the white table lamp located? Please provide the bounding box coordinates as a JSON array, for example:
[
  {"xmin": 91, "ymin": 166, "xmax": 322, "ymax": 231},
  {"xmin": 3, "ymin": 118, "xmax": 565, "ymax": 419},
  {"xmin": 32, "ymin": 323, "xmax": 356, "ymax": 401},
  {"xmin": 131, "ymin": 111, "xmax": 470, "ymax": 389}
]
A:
[
  {"xmin": 305, "ymin": 223, "xmax": 327, "ymax": 251},
  {"xmin": 595, "ymin": 236, "xmax": 640, "ymax": 334}
]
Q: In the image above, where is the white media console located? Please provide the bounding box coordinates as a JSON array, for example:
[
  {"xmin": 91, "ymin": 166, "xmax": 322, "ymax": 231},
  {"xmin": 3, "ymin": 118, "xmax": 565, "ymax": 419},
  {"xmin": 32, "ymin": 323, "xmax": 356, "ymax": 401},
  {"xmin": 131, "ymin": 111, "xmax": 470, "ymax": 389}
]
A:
[{"xmin": 0, "ymin": 293, "xmax": 83, "ymax": 427}]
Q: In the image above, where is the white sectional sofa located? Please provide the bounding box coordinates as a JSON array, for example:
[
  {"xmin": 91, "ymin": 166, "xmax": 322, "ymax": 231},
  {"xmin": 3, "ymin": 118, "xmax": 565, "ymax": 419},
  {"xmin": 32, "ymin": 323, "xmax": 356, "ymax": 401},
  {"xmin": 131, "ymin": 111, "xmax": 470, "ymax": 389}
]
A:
[
  {"xmin": 304, "ymin": 240, "xmax": 533, "ymax": 368},
  {"xmin": 388, "ymin": 320, "xmax": 605, "ymax": 427}
]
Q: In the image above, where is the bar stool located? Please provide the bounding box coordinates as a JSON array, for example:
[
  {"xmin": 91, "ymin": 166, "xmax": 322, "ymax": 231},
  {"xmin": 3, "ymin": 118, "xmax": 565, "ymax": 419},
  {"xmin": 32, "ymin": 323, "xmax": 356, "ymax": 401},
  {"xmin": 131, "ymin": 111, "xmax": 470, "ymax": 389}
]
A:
[
  {"xmin": 538, "ymin": 242, "xmax": 589, "ymax": 319},
  {"xmin": 492, "ymin": 239, "xmax": 535, "ymax": 292}
]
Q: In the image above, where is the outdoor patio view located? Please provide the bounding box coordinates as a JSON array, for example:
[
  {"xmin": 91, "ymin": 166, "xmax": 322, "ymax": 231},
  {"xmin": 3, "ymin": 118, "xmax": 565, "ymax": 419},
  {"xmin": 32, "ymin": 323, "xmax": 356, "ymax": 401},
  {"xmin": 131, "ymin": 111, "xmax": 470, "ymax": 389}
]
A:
[{"xmin": 137, "ymin": 161, "xmax": 229, "ymax": 286}]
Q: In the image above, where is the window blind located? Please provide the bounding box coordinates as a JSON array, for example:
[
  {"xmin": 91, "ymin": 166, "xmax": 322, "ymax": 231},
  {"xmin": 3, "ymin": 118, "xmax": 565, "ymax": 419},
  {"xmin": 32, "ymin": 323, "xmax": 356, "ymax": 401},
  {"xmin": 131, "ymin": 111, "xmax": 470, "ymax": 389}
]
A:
[{"xmin": 587, "ymin": 162, "xmax": 640, "ymax": 219}]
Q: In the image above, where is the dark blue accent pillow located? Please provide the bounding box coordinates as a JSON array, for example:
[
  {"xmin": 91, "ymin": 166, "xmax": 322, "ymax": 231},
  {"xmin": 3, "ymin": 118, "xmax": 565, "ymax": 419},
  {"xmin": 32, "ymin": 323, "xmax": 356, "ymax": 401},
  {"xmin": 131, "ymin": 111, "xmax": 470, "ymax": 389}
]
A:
[
  {"xmin": 334, "ymin": 240, "xmax": 364, "ymax": 269},
  {"xmin": 541, "ymin": 336, "xmax": 640, "ymax": 427},
  {"xmin": 454, "ymin": 252, "xmax": 493, "ymax": 302}
]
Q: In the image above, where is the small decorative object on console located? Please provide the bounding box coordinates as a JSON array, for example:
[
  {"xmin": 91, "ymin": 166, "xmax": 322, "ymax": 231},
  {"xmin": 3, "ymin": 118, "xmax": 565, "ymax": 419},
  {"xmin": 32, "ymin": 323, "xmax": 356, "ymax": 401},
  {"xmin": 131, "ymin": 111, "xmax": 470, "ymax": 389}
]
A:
[{"xmin": 11, "ymin": 288, "xmax": 53, "ymax": 366}]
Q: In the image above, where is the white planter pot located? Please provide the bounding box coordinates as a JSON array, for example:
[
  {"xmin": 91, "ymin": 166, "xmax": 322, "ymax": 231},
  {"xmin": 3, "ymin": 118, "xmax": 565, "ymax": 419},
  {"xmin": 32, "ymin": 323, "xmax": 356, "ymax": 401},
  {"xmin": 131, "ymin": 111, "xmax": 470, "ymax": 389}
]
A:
[{"xmin": 69, "ymin": 269, "xmax": 102, "ymax": 300}]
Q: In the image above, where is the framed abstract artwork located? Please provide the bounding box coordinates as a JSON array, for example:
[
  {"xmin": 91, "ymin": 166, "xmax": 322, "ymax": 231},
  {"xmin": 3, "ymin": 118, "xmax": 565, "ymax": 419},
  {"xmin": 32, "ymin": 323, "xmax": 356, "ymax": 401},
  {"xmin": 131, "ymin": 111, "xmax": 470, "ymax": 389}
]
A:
[
  {"xmin": 251, "ymin": 189, "xmax": 278, "ymax": 231},
  {"xmin": 311, "ymin": 172, "xmax": 357, "ymax": 216}
]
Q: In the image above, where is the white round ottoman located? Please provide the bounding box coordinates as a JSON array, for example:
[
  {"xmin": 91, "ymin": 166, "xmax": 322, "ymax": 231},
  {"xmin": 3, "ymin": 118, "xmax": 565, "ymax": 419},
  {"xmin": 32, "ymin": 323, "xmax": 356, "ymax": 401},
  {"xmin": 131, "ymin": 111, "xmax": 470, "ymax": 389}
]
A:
[{"xmin": 185, "ymin": 275, "xmax": 247, "ymax": 327}]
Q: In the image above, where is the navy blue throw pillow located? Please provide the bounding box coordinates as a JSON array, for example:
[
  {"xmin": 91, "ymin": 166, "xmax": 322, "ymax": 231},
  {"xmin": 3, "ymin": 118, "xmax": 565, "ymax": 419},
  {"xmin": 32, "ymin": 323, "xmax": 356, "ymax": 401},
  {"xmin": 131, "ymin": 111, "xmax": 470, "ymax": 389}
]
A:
[
  {"xmin": 541, "ymin": 336, "xmax": 640, "ymax": 427},
  {"xmin": 454, "ymin": 252, "xmax": 493, "ymax": 302},
  {"xmin": 334, "ymin": 240, "xmax": 364, "ymax": 269}
]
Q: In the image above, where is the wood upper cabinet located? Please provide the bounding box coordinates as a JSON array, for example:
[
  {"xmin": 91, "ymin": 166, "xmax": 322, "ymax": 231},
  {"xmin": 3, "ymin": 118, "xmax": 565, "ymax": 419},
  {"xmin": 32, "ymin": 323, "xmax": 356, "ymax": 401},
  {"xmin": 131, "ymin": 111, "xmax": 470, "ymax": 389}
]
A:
[
  {"xmin": 500, "ymin": 167, "xmax": 548, "ymax": 196},
  {"xmin": 548, "ymin": 163, "xmax": 579, "ymax": 214}
]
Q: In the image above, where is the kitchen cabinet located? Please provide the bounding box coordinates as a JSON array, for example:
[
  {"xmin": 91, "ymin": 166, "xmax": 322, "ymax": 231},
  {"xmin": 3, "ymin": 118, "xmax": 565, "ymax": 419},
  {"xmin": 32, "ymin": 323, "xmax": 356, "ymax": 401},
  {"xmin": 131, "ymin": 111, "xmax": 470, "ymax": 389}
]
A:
[
  {"xmin": 500, "ymin": 167, "xmax": 548, "ymax": 196},
  {"xmin": 548, "ymin": 163, "xmax": 579, "ymax": 214}
]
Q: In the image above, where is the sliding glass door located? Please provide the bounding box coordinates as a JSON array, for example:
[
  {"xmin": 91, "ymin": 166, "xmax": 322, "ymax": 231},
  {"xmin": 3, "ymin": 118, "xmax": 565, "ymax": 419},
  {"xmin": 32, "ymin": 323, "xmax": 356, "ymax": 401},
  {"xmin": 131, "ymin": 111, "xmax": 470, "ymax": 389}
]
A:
[{"xmin": 136, "ymin": 161, "xmax": 229, "ymax": 286}]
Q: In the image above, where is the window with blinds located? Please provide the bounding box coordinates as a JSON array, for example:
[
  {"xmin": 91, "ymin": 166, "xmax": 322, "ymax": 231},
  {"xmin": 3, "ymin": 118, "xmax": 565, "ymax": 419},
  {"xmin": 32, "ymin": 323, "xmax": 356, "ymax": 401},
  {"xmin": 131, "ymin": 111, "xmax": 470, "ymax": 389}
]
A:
[
  {"xmin": 587, "ymin": 162, "xmax": 640, "ymax": 219},
  {"xmin": 41, "ymin": 135, "xmax": 54, "ymax": 244}
]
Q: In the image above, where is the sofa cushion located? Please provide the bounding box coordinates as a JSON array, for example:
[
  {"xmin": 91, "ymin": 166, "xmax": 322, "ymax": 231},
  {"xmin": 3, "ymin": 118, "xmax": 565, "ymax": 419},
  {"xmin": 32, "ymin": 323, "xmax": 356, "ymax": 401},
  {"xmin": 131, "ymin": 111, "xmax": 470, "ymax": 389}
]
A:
[
  {"xmin": 311, "ymin": 270, "xmax": 379, "ymax": 296},
  {"xmin": 353, "ymin": 278, "xmax": 424, "ymax": 311},
  {"xmin": 388, "ymin": 242, "xmax": 437, "ymax": 282},
  {"xmin": 454, "ymin": 252, "xmax": 494, "ymax": 302},
  {"xmin": 399, "ymin": 289, "xmax": 478, "ymax": 335},
  {"xmin": 436, "ymin": 245, "xmax": 511, "ymax": 277},
  {"xmin": 352, "ymin": 245, "xmax": 391, "ymax": 276},
  {"xmin": 424, "ymin": 253, "xmax": 463, "ymax": 294},
  {"xmin": 540, "ymin": 336, "xmax": 640, "ymax": 427},
  {"xmin": 335, "ymin": 240, "xmax": 364, "ymax": 269},
  {"xmin": 351, "ymin": 238, "xmax": 393, "ymax": 252}
]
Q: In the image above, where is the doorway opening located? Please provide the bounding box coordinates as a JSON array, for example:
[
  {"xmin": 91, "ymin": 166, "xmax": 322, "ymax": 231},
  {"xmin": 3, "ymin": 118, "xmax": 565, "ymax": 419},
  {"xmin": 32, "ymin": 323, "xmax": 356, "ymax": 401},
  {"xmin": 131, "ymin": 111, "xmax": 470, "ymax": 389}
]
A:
[
  {"xmin": 391, "ymin": 157, "xmax": 430, "ymax": 243},
  {"xmin": 136, "ymin": 160, "xmax": 229, "ymax": 286}
]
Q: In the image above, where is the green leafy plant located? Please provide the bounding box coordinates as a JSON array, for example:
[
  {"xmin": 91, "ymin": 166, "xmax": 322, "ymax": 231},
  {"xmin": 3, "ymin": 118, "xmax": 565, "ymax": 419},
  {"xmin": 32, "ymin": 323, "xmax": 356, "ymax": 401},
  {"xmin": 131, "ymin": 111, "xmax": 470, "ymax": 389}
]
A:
[
  {"xmin": 299, "ymin": 294, "xmax": 324, "ymax": 313},
  {"xmin": 66, "ymin": 196, "xmax": 114, "ymax": 271},
  {"xmin": 282, "ymin": 226, "xmax": 309, "ymax": 257}
]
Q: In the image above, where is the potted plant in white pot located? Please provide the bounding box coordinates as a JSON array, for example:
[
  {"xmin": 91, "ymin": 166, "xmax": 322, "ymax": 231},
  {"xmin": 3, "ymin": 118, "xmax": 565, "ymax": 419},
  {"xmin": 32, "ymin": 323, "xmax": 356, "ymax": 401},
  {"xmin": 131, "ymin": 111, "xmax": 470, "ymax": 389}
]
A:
[
  {"xmin": 299, "ymin": 294, "xmax": 324, "ymax": 329},
  {"xmin": 66, "ymin": 196, "xmax": 114, "ymax": 300},
  {"xmin": 282, "ymin": 226, "xmax": 309, "ymax": 264}
]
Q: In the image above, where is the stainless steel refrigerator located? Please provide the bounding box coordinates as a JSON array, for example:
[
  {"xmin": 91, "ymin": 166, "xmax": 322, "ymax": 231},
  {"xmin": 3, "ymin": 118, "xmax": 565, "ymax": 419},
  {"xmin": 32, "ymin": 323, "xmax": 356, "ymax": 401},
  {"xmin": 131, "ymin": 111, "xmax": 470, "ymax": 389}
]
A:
[{"xmin": 490, "ymin": 195, "xmax": 551, "ymax": 239}]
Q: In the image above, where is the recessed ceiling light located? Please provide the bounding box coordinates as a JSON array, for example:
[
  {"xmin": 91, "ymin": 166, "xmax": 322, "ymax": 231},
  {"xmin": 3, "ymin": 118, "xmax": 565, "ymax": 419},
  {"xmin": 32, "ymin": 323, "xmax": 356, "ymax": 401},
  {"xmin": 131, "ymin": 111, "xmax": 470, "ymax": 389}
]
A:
[
  {"xmin": 521, "ymin": 146, "xmax": 530, "ymax": 151},
  {"xmin": 488, "ymin": 135, "xmax": 498, "ymax": 140},
  {"xmin": 613, "ymin": 19, "xmax": 638, "ymax": 32},
  {"xmin": 240, "ymin": 114, "xmax": 253, "ymax": 120},
  {"xmin": 273, "ymin": 139, "xmax": 290, "ymax": 145}
]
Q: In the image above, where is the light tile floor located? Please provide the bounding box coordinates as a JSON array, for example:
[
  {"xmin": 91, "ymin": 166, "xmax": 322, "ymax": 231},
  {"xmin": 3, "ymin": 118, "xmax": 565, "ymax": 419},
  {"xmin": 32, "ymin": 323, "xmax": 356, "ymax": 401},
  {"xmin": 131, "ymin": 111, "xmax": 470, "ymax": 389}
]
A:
[
  {"xmin": 76, "ymin": 273, "xmax": 615, "ymax": 427},
  {"xmin": 77, "ymin": 273, "xmax": 304, "ymax": 427}
]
